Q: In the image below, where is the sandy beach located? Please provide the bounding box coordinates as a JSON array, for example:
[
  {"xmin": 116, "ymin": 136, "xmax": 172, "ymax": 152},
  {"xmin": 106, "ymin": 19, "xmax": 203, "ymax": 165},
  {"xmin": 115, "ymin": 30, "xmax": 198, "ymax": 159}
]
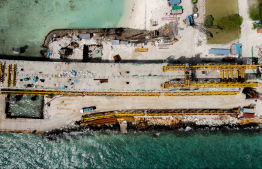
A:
[{"xmin": 117, "ymin": 0, "xmax": 171, "ymax": 30}]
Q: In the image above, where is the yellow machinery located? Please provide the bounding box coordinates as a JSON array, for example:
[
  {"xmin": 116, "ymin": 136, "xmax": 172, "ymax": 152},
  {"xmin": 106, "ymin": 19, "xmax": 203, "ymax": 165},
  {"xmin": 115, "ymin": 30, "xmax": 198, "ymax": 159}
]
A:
[
  {"xmin": 163, "ymin": 64, "xmax": 261, "ymax": 72},
  {"xmin": 163, "ymin": 82, "xmax": 260, "ymax": 89},
  {"xmin": 162, "ymin": 63, "xmax": 262, "ymax": 89},
  {"xmin": 0, "ymin": 89, "xmax": 239, "ymax": 97},
  {"xmin": 0, "ymin": 62, "xmax": 2, "ymax": 83},
  {"xmin": 81, "ymin": 108, "xmax": 241, "ymax": 123},
  {"xmin": 7, "ymin": 65, "xmax": 11, "ymax": 87},
  {"xmin": 12, "ymin": 64, "xmax": 16, "ymax": 87},
  {"xmin": 135, "ymin": 48, "xmax": 148, "ymax": 52}
]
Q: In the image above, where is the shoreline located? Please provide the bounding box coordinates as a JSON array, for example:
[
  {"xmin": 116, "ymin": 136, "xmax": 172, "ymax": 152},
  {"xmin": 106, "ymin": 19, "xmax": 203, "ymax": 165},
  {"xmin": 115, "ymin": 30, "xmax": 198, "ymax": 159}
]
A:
[
  {"xmin": 6, "ymin": 123, "xmax": 260, "ymax": 137},
  {"xmin": 0, "ymin": 117, "xmax": 260, "ymax": 136}
]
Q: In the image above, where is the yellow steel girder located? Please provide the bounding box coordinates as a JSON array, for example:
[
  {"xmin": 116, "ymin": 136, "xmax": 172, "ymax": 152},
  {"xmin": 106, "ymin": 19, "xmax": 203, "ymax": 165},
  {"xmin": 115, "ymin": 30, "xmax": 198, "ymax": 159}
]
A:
[
  {"xmin": 163, "ymin": 64, "xmax": 261, "ymax": 72},
  {"xmin": 190, "ymin": 64, "xmax": 261, "ymax": 71},
  {"xmin": 0, "ymin": 62, "xmax": 2, "ymax": 83},
  {"xmin": 81, "ymin": 108, "xmax": 242, "ymax": 122},
  {"xmin": 12, "ymin": 64, "xmax": 16, "ymax": 87},
  {"xmin": 220, "ymin": 70, "xmax": 224, "ymax": 80},
  {"xmin": 7, "ymin": 65, "xmax": 11, "ymax": 87},
  {"xmin": 163, "ymin": 82, "xmax": 260, "ymax": 89},
  {"xmin": 163, "ymin": 65, "xmax": 185, "ymax": 72},
  {"xmin": 0, "ymin": 89, "xmax": 240, "ymax": 97}
]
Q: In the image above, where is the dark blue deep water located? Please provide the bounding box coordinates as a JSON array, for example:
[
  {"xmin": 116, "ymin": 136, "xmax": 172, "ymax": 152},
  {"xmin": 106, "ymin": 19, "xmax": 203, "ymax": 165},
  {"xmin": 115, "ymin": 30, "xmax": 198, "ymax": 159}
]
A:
[{"xmin": 1, "ymin": 130, "xmax": 262, "ymax": 168}]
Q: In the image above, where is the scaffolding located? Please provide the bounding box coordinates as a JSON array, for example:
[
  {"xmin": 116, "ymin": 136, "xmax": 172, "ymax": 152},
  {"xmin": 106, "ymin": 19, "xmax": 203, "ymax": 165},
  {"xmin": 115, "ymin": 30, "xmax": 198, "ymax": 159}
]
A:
[{"xmin": 0, "ymin": 89, "xmax": 240, "ymax": 97}]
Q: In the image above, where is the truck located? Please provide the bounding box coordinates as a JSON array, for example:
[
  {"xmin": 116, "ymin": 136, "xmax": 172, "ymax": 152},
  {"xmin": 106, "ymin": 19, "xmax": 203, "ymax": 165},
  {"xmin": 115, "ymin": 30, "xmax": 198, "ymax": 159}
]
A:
[
  {"xmin": 186, "ymin": 15, "xmax": 194, "ymax": 25},
  {"xmin": 80, "ymin": 106, "xmax": 96, "ymax": 113}
]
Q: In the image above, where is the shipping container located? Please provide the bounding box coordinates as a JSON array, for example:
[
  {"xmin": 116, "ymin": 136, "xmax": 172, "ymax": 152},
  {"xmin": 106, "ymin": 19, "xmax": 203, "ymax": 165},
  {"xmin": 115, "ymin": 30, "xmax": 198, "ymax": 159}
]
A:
[{"xmin": 243, "ymin": 113, "xmax": 255, "ymax": 118}]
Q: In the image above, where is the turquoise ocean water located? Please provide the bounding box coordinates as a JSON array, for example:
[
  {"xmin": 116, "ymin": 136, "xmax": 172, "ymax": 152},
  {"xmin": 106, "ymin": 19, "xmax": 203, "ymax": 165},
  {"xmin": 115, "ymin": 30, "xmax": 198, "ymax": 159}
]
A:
[
  {"xmin": 0, "ymin": 0, "xmax": 125, "ymax": 57},
  {"xmin": 1, "ymin": 131, "xmax": 262, "ymax": 168}
]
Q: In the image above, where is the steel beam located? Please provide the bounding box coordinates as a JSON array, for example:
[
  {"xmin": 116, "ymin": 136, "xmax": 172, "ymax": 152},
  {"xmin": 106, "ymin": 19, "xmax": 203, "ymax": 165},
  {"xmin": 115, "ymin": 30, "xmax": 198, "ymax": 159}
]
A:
[
  {"xmin": 0, "ymin": 89, "xmax": 239, "ymax": 97},
  {"xmin": 12, "ymin": 64, "xmax": 16, "ymax": 87},
  {"xmin": 163, "ymin": 82, "xmax": 260, "ymax": 89},
  {"xmin": 81, "ymin": 108, "xmax": 242, "ymax": 122},
  {"xmin": 0, "ymin": 62, "xmax": 2, "ymax": 83},
  {"xmin": 7, "ymin": 65, "xmax": 11, "ymax": 87}
]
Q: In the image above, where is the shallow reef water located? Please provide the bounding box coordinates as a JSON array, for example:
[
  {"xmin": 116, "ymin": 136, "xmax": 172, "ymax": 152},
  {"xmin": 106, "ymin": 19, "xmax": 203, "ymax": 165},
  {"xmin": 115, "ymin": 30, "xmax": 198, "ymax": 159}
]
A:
[
  {"xmin": 1, "ymin": 130, "xmax": 262, "ymax": 168},
  {"xmin": 0, "ymin": 0, "xmax": 125, "ymax": 57}
]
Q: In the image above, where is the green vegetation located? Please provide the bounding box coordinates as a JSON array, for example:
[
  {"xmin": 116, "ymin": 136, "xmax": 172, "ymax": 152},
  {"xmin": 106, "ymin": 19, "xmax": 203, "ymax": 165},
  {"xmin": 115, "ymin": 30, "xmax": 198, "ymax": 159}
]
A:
[
  {"xmin": 204, "ymin": 15, "xmax": 214, "ymax": 28},
  {"xmin": 205, "ymin": 0, "xmax": 240, "ymax": 44},
  {"xmin": 248, "ymin": 0, "xmax": 262, "ymax": 29},
  {"xmin": 249, "ymin": 4, "xmax": 260, "ymax": 20},
  {"xmin": 217, "ymin": 14, "xmax": 243, "ymax": 30},
  {"xmin": 248, "ymin": 0, "xmax": 262, "ymax": 20}
]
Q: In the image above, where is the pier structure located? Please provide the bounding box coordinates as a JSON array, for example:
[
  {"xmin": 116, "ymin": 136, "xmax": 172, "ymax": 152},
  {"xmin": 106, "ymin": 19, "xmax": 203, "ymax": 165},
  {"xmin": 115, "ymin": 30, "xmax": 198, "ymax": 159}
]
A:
[{"xmin": 0, "ymin": 59, "xmax": 260, "ymax": 96}]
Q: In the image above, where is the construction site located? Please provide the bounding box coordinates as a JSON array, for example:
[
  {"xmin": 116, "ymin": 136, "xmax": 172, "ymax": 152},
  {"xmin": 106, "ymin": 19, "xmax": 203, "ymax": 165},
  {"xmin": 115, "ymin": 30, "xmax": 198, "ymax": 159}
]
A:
[
  {"xmin": 0, "ymin": 55, "xmax": 262, "ymax": 134},
  {"xmin": 1, "ymin": 0, "xmax": 262, "ymax": 134}
]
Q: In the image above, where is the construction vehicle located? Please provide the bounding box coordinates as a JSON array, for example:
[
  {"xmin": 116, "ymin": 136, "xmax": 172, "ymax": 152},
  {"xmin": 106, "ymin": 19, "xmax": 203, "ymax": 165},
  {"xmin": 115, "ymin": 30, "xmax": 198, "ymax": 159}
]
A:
[
  {"xmin": 80, "ymin": 106, "xmax": 96, "ymax": 113},
  {"xmin": 242, "ymin": 88, "xmax": 262, "ymax": 101},
  {"xmin": 241, "ymin": 107, "xmax": 255, "ymax": 118},
  {"xmin": 186, "ymin": 15, "xmax": 194, "ymax": 25}
]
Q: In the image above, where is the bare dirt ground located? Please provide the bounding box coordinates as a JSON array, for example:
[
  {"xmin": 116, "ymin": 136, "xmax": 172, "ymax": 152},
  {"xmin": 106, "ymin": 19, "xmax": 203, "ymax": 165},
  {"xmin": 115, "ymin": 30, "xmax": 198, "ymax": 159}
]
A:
[{"xmin": 1, "ymin": 91, "xmax": 261, "ymax": 133}]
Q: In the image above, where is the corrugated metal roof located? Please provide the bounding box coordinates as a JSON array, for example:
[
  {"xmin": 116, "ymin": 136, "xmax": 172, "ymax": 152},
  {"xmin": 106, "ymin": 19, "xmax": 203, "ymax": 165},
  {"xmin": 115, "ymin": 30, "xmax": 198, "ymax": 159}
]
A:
[
  {"xmin": 257, "ymin": 28, "xmax": 262, "ymax": 33},
  {"xmin": 209, "ymin": 48, "xmax": 231, "ymax": 55},
  {"xmin": 243, "ymin": 113, "xmax": 255, "ymax": 118},
  {"xmin": 169, "ymin": 0, "xmax": 181, "ymax": 5}
]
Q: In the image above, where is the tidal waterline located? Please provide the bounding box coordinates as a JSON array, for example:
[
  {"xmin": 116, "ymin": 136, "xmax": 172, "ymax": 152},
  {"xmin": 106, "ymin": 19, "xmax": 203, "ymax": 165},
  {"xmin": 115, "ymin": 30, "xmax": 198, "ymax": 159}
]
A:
[
  {"xmin": 0, "ymin": 0, "xmax": 125, "ymax": 57},
  {"xmin": 1, "ymin": 131, "xmax": 262, "ymax": 168}
]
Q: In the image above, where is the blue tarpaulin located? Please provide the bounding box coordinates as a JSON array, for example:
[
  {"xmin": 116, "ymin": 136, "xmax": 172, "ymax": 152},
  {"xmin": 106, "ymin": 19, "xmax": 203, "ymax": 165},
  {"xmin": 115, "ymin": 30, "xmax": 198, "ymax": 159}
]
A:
[
  {"xmin": 209, "ymin": 48, "xmax": 231, "ymax": 55},
  {"xmin": 33, "ymin": 77, "xmax": 38, "ymax": 83},
  {"xmin": 169, "ymin": 0, "xmax": 181, "ymax": 5},
  {"xmin": 71, "ymin": 70, "xmax": 76, "ymax": 76}
]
